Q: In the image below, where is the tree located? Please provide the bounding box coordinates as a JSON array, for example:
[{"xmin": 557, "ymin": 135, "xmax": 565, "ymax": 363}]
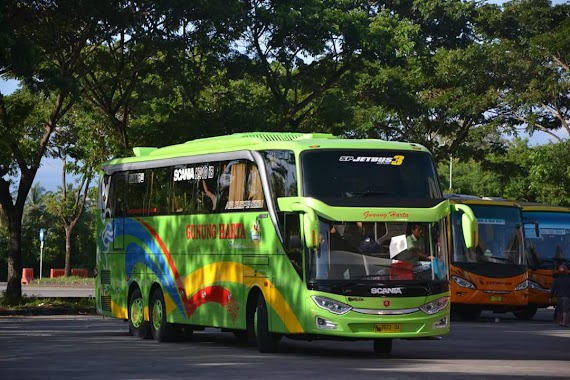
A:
[
  {"xmin": 476, "ymin": 0, "xmax": 570, "ymax": 142},
  {"xmin": 44, "ymin": 102, "xmax": 113, "ymax": 276},
  {"xmin": 0, "ymin": 1, "xmax": 114, "ymax": 302},
  {"xmin": 80, "ymin": 1, "xmax": 247, "ymax": 151}
]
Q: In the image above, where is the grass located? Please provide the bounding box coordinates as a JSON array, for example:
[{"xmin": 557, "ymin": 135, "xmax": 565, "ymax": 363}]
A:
[
  {"xmin": 30, "ymin": 275, "xmax": 95, "ymax": 287},
  {"xmin": 0, "ymin": 276, "xmax": 96, "ymax": 314},
  {"xmin": 0, "ymin": 295, "xmax": 96, "ymax": 315}
]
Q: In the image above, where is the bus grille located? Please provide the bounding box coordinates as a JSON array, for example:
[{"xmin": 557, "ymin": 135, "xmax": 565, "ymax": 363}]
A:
[
  {"xmin": 100, "ymin": 295, "xmax": 111, "ymax": 312},
  {"xmin": 100, "ymin": 270, "xmax": 111, "ymax": 285}
]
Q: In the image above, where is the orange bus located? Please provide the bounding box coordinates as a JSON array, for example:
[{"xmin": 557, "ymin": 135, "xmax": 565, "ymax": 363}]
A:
[
  {"xmin": 519, "ymin": 203, "xmax": 570, "ymax": 319},
  {"xmin": 446, "ymin": 195, "xmax": 528, "ymax": 320}
]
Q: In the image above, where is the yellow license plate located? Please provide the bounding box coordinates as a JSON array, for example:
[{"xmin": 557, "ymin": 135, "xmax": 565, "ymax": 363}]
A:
[
  {"xmin": 490, "ymin": 296, "xmax": 503, "ymax": 302},
  {"xmin": 375, "ymin": 324, "xmax": 401, "ymax": 333}
]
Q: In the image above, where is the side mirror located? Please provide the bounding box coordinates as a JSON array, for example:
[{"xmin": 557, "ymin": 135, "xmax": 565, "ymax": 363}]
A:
[
  {"xmin": 276, "ymin": 197, "xmax": 319, "ymax": 249},
  {"xmin": 287, "ymin": 203, "xmax": 319, "ymax": 249},
  {"xmin": 302, "ymin": 209, "xmax": 319, "ymax": 249},
  {"xmin": 523, "ymin": 221, "xmax": 541, "ymax": 239},
  {"xmin": 451, "ymin": 203, "xmax": 478, "ymax": 249}
]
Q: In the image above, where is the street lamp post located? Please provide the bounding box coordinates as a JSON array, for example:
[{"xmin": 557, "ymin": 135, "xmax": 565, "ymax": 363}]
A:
[{"xmin": 39, "ymin": 228, "xmax": 44, "ymax": 280}]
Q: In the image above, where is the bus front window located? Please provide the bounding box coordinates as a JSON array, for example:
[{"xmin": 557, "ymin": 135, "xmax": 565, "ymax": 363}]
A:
[
  {"xmin": 524, "ymin": 211, "xmax": 570, "ymax": 269},
  {"xmin": 452, "ymin": 205, "xmax": 524, "ymax": 266},
  {"xmin": 301, "ymin": 150, "xmax": 442, "ymax": 203},
  {"xmin": 309, "ymin": 219, "xmax": 448, "ymax": 282}
]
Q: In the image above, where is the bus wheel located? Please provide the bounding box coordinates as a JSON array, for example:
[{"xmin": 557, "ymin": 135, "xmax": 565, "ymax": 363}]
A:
[
  {"xmin": 457, "ymin": 309, "xmax": 482, "ymax": 321},
  {"xmin": 513, "ymin": 306, "xmax": 537, "ymax": 320},
  {"xmin": 150, "ymin": 288, "xmax": 175, "ymax": 342},
  {"xmin": 255, "ymin": 293, "xmax": 280, "ymax": 353},
  {"xmin": 129, "ymin": 288, "xmax": 150, "ymax": 339},
  {"xmin": 373, "ymin": 339, "xmax": 393, "ymax": 355},
  {"xmin": 233, "ymin": 329, "xmax": 249, "ymax": 343}
]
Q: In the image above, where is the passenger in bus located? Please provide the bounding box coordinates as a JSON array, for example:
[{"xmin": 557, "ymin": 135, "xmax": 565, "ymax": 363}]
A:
[
  {"xmin": 201, "ymin": 179, "xmax": 217, "ymax": 211},
  {"xmin": 334, "ymin": 222, "xmax": 381, "ymax": 254},
  {"xmin": 396, "ymin": 223, "xmax": 433, "ymax": 262},
  {"xmin": 550, "ymin": 265, "xmax": 570, "ymax": 327}
]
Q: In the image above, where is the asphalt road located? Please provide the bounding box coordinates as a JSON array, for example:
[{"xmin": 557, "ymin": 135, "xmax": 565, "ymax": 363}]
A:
[
  {"xmin": 0, "ymin": 282, "xmax": 95, "ymax": 298},
  {"xmin": 0, "ymin": 308, "xmax": 568, "ymax": 380}
]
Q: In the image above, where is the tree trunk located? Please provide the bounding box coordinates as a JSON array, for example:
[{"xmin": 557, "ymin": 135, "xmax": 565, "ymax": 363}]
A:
[
  {"xmin": 5, "ymin": 215, "xmax": 23, "ymax": 303},
  {"xmin": 64, "ymin": 225, "xmax": 73, "ymax": 277}
]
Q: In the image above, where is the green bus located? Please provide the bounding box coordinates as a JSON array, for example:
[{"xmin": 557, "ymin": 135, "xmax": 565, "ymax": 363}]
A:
[{"xmin": 96, "ymin": 132, "xmax": 477, "ymax": 354}]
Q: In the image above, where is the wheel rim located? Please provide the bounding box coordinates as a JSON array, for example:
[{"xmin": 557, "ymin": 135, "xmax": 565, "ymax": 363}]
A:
[
  {"xmin": 131, "ymin": 298, "xmax": 144, "ymax": 328},
  {"xmin": 253, "ymin": 307, "xmax": 258, "ymax": 337},
  {"xmin": 152, "ymin": 299, "xmax": 164, "ymax": 331}
]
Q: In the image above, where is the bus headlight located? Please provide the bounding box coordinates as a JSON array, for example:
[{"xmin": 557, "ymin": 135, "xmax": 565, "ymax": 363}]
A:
[
  {"xmin": 528, "ymin": 280, "xmax": 541, "ymax": 290},
  {"xmin": 515, "ymin": 280, "xmax": 528, "ymax": 291},
  {"xmin": 420, "ymin": 297, "xmax": 449, "ymax": 315},
  {"xmin": 452, "ymin": 275, "xmax": 476, "ymax": 289},
  {"xmin": 311, "ymin": 296, "xmax": 352, "ymax": 315}
]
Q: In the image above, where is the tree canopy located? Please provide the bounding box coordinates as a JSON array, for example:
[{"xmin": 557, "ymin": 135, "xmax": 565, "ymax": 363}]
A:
[{"xmin": 1, "ymin": 0, "xmax": 569, "ymax": 300}]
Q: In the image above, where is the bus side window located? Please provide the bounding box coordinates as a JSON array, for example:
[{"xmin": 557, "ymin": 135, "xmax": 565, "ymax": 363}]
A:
[
  {"xmin": 218, "ymin": 160, "xmax": 249, "ymax": 212},
  {"xmin": 246, "ymin": 163, "xmax": 265, "ymax": 209},
  {"xmin": 101, "ymin": 175, "xmax": 113, "ymax": 219},
  {"xmin": 193, "ymin": 163, "xmax": 218, "ymax": 214},
  {"xmin": 148, "ymin": 167, "xmax": 171, "ymax": 215},
  {"xmin": 172, "ymin": 165, "xmax": 196, "ymax": 214},
  {"xmin": 283, "ymin": 212, "xmax": 303, "ymax": 279},
  {"xmin": 114, "ymin": 174, "xmax": 126, "ymax": 218},
  {"xmin": 127, "ymin": 171, "xmax": 148, "ymax": 216}
]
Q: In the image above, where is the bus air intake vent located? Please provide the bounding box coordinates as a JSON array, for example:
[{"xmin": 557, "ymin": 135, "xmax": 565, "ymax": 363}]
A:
[
  {"xmin": 100, "ymin": 270, "xmax": 111, "ymax": 285},
  {"xmin": 239, "ymin": 132, "xmax": 334, "ymax": 142},
  {"xmin": 100, "ymin": 296, "xmax": 111, "ymax": 312}
]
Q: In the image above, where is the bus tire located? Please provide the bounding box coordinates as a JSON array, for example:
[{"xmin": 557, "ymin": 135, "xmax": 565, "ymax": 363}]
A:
[
  {"xmin": 129, "ymin": 288, "xmax": 150, "ymax": 339},
  {"xmin": 150, "ymin": 288, "xmax": 175, "ymax": 342},
  {"xmin": 373, "ymin": 338, "xmax": 393, "ymax": 355},
  {"xmin": 453, "ymin": 307, "xmax": 482, "ymax": 321},
  {"xmin": 255, "ymin": 293, "xmax": 280, "ymax": 353},
  {"xmin": 513, "ymin": 306, "xmax": 537, "ymax": 320}
]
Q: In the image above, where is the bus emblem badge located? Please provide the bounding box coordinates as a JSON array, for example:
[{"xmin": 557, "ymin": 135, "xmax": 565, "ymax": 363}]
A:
[{"xmin": 383, "ymin": 300, "xmax": 390, "ymax": 307}]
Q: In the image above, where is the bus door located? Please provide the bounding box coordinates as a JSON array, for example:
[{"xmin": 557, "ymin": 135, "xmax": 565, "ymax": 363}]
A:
[
  {"xmin": 112, "ymin": 173, "xmax": 127, "ymax": 251},
  {"xmin": 243, "ymin": 212, "xmax": 272, "ymax": 276}
]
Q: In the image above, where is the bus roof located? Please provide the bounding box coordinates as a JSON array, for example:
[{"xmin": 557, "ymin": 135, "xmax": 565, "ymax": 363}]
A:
[
  {"xmin": 517, "ymin": 202, "xmax": 570, "ymax": 212},
  {"xmin": 444, "ymin": 193, "xmax": 520, "ymax": 207},
  {"xmin": 103, "ymin": 132, "xmax": 430, "ymax": 167}
]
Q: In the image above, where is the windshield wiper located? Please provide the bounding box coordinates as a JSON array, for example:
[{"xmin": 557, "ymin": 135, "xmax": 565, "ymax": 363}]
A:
[
  {"xmin": 486, "ymin": 256, "xmax": 512, "ymax": 263},
  {"xmin": 350, "ymin": 190, "xmax": 394, "ymax": 197},
  {"xmin": 355, "ymin": 274, "xmax": 392, "ymax": 280}
]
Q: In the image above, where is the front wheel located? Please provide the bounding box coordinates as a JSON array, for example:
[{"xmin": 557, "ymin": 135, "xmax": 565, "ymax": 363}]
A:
[
  {"xmin": 129, "ymin": 288, "xmax": 150, "ymax": 339},
  {"xmin": 373, "ymin": 339, "xmax": 393, "ymax": 355},
  {"xmin": 150, "ymin": 288, "xmax": 175, "ymax": 342},
  {"xmin": 255, "ymin": 293, "xmax": 281, "ymax": 353},
  {"xmin": 513, "ymin": 306, "xmax": 537, "ymax": 320},
  {"xmin": 452, "ymin": 306, "xmax": 482, "ymax": 321}
]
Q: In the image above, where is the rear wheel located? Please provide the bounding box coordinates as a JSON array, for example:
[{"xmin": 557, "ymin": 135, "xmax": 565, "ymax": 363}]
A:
[
  {"xmin": 373, "ymin": 339, "xmax": 393, "ymax": 355},
  {"xmin": 129, "ymin": 288, "xmax": 150, "ymax": 339},
  {"xmin": 513, "ymin": 306, "xmax": 537, "ymax": 320},
  {"xmin": 150, "ymin": 288, "xmax": 175, "ymax": 342},
  {"xmin": 255, "ymin": 293, "xmax": 280, "ymax": 353}
]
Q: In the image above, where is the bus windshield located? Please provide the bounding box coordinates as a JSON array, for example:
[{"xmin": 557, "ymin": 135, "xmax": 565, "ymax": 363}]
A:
[
  {"xmin": 301, "ymin": 150, "xmax": 441, "ymax": 203},
  {"xmin": 310, "ymin": 219, "xmax": 448, "ymax": 282},
  {"xmin": 452, "ymin": 205, "xmax": 524, "ymax": 265},
  {"xmin": 524, "ymin": 211, "xmax": 570, "ymax": 269}
]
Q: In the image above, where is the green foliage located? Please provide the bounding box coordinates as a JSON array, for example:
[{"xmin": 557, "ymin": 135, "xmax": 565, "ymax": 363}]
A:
[
  {"xmin": 32, "ymin": 276, "xmax": 94, "ymax": 287},
  {"xmin": 438, "ymin": 139, "xmax": 570, "ymax": 206},
  {"xmin": 528, "ymin": 141, "xmax": 570, "ymax": 206},
  {"xmin": 3, "ymin": 0, "xmax": 570, "ymax": 297},
  {"xmin": 0, "ymin": 294, "xmax": 95, "ymax": 311}
]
